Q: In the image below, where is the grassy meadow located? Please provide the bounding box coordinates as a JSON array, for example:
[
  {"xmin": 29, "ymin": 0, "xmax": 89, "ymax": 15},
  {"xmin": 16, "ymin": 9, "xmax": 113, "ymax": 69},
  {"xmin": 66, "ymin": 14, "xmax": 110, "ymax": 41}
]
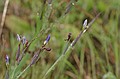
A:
[{"xmin": 0, "ymin": 0, "xmax": 120, "ymax": 79}]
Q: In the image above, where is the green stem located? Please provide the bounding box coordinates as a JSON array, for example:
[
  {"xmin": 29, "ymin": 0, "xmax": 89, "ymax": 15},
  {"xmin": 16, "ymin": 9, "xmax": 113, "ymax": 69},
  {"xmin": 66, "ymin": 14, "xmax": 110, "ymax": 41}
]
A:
[
  {"xmin": 43, "ymin": 44, "xmax": 72, "ymax": 78},
  {"xmin": 11, "ymin": 65, "xmax": 17, "ymax": 79},
  {"xmin": 43, "ymin": 54, "xmax": 64, "ymax": 78},
  {"xmin": 16, "ymin": 65, "xmax": 30, "ymax": 79},
  {"xmin": 43, "ymin": 13, "xmax": 101, "ymax": 78}
]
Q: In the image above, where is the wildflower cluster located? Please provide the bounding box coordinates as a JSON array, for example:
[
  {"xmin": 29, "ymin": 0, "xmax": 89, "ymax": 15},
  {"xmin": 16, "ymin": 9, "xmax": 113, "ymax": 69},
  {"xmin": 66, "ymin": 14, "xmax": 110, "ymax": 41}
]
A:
[{"xmin": 5, "ymin": 34, "xmax": 51, "ymax": 79}]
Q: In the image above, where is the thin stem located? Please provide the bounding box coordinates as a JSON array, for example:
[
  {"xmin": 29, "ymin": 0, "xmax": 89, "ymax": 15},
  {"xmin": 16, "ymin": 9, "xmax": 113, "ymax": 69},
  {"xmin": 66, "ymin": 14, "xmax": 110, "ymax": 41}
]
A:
[
  {"xmin": 43, "ymin": 54, "xmax": 64, "ymax": 78},
  {"xmin": 5, "ymin": 64, "xmax": 9, "ymax": 79},
  {"xmin": 11, "ymin": 64, "xmax": 17, "ymax": 79},
  {"xmin": 43, "ymin": 27, "xmax": 92, "ymax": 79},
  {"xmin": 16, "ymin": 65, "xmax": 30, "ymax": 79},
  {"xmin": 71, "ymin": 30, "xmax": 84, "ymax": 47},
  {"xmin": 43, "ymin": 13, "xmax": 101, "ymax": 78},
  {"xmin": 5, "ymin": 70, "xmax": 9, "ymax": 79},
  {"xmin": 43, "ymin": 42, "xmax": 72, "ymax": 78}
]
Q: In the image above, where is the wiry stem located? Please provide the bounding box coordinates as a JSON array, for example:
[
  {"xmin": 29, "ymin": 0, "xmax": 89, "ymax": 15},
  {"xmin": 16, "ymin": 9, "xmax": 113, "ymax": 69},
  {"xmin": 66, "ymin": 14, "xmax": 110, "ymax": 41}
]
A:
[
  {"xmin": 71, "ymin": 30, "xmax": 84, "ymax": 47},
  {"xmin": 11, "ymin": 65, "xmax": 17, "ymax": 79},
  {"xmin": 43, "ymin": 54, "xmax": 64, "ymax": 78},
  {"xmin": 43, "ymin": 13, "xmax": 101, "ymax": 78},
  {"xmin": 16, "ymin": 65, "xmax": 30, "ymax": 79}
]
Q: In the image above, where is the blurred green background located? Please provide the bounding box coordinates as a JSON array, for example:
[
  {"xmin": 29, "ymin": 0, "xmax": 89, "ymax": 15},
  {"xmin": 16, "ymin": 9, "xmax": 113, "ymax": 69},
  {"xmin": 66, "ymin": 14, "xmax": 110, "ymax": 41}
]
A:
[{"xmin": 0, "ymin": 0, "xmax": 120, "ymax": 79}]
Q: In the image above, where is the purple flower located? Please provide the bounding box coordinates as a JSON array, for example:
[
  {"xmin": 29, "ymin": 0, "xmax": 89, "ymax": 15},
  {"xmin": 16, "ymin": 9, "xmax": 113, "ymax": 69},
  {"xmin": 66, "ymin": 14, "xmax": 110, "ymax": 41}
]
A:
[
  {"xmin": 22, "ymin": 36, "xmax": 27, "ymax": 45},
  {"xmin": 17, "ymin": 34, "xmax": 21, "ymax": 42},
  {"xmin": 30, "ymin": 49, "xmax": 41, "ymax": 66},
  {"xmin": 83, "ymin": 19, "xmax": 88, "ymax": 28},
  {"xmin": 44, "ymin": 34, "xmax": 50, "ymax": 45},
  {"xmin": 5, "ymin": 55, "xmax": 9, "ymax": 65}
]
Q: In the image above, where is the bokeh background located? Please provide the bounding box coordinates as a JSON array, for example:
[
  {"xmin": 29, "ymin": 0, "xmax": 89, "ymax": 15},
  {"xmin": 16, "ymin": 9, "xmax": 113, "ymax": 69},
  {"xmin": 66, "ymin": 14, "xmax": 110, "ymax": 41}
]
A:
[{"xmin": 0, "ymin": 0, "xmax": 120, "ymax": 79}]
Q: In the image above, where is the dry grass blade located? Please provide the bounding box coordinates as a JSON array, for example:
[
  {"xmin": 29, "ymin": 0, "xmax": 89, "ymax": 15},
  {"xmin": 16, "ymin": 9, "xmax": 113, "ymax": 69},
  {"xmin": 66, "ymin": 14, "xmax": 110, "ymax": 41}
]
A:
[
  {"xmin": 0, "ymin": 0, "xmax": 10, "ymax": 38},
  {"xmin": 65, "ymin": 71, "xmax": 77, "ymax": 79},
  {"xmin": 72, "ymin": 53, "xmax": 80, "ymax": 71}
]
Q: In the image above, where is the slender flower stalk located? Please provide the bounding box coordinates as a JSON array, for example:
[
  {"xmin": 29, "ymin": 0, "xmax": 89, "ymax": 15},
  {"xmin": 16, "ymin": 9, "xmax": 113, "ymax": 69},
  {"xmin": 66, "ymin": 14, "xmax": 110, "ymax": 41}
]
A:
[
  {"xmin": 16, "ymin": 43, "xmax": 21, "ymax": 61},
  {"xmin": 16, "ymin": 65, "xmax": 30, "ymax": 79},
  {"xmin": 65, "ymin": 2, "xmax": 72, "ymax": 14},
  {"xmin": 5, "ymin": 70, "xmax": 9, "ymax": 79},
  {"xmin": 43, "ymin": 13, "xmax": 101, "ymax": 78},
  {"xmin": 43, "ymin": 33, "xmax": 71, "ymax": 78},
  {"xmin": 30, "ymin": 49, "xmax": 42, "ymax": 66},
  {"xmin": 16, "ymin": 48, "xmax": 50, "ymax": 79},
  {"xmin": 5, "ymin": 55, "xmax": 9, "ymax": 79},
  {"xmin": 16, "ymin": 34, "xmax": 51, "ymax": 79},
  {"xmin": 43, "ymin": 54, "xmax": 64, "ymax": 78},
  {"xmin": 11, "ymin": 64, "xmax": 17, "ymax": 79},
  {"xmin": 71, "ymin": 30, "xmax": 84, "ymax": 47},
  {"xmin": 64, "ymin": 0, "xmax": 76, "ymax": 14},
  {"xmin": 12, "ymin": 36, "xmax": 38, "ymax": 79},
  {"xmin": 71, "ymin": 12, "xmax": 101, "ymax": 47},
  {"xmin": 17, "ymin": 37, "xmax": 35, "ymax": 64},
  {"xmin": 43, "ymin": 41, "xmax": 71, "ymax": 78}
]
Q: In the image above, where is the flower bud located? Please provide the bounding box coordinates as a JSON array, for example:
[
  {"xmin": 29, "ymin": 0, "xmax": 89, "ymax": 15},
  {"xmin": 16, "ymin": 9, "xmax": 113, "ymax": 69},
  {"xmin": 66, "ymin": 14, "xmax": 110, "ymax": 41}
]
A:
[
  {"xmin": 5, "ymin": 55, "xmax": 9, "ymax": 66},
  {"xmin": 43, "ymin": 47, "xmax": 51, "ymax": 51},
  {"xmin": 83, "ymin": 19, "xmax": 88, "ymax": 29},
  {"xmin": 17, "ymin": 34, "xmax": 21, "ymax": 42},
  {"xmin": 44, "ymin": 34, "xmax": 50, "ymax": 45},
  {"xmin": 22, "ymin": 36, "xmax": 27, "ymax": 45}
]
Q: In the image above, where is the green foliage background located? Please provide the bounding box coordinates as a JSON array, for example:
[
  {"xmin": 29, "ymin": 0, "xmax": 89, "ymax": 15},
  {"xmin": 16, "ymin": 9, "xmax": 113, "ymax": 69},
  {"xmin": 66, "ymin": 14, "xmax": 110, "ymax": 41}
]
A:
[{"xmin": 0, "ymin": 0, "xmax": 120, "ymax": 79}]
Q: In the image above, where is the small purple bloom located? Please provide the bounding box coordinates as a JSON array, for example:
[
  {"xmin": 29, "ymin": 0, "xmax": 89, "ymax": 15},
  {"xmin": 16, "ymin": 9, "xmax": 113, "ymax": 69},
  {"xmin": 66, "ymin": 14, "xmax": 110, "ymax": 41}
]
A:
[
  {"xmin": 44, "ymin": 34, "xmax": 50, "ymax": 45},
  {"xmin": 17, "ymin": 34, "xmax": 21, "ymax": 42},
  {"xmin": 83, "ymin": 19, "xmax": 88, "ymax": 28},
  {"xmin": 30, "ymin": 49, "xmax": 41, "ymax": 66},
  {"xmin": 22, "ymin": 36, "xmax": 27, "ymax": 45},
  {"xmin": 5, "ymin": 55, "xmax": 9, "ymax": 65}
]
